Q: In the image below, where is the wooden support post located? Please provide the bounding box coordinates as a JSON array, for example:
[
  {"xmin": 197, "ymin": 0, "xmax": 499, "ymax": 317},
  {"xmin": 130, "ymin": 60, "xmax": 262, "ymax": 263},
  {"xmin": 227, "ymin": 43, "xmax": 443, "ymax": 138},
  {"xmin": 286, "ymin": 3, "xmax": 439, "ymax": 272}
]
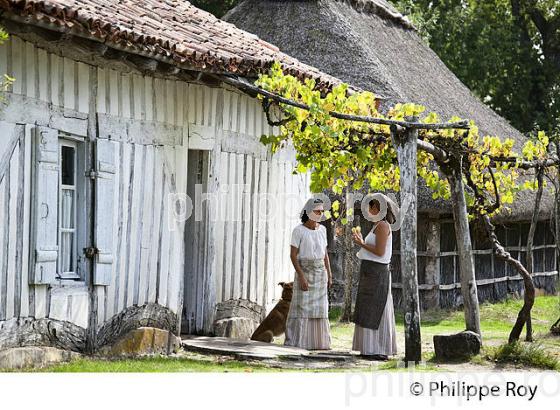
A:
[
  {"xmin": 555, "ymin": 143, "xmax": 560, "ymax": 270},
  {"xmin": 526, "ymin": 168, "xmax": 544, "ymax": 342},
  {"xmin": 446, "ymin": 157, "xmax": 481, "ymax": 335},
  {"xmin": 424, "ymin": 217, "xmax": 441, "ymax": 309},
  {"xmin": 341, "ymin": 189, "xmax": 357, "ymax": 322},
  {"xmin": 392, "ymin": 123, "xmax": 422, "ymax": 364},
  {"xmin": 86, "ymin": 66, "xmax": 98, "ymax": 354}
]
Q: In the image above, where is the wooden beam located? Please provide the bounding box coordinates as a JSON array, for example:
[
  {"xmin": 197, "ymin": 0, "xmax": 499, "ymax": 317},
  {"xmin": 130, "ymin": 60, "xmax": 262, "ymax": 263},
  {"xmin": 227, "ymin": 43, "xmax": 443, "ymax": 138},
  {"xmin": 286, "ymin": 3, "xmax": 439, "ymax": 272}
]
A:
[
  {"xmin": 423, "ymin": 217, "xmax": 440, "ymax": 309},
  {"xmin": 125, "ymin": 54, "xmax": 158, "ymax": 73},
  {"xmin": 391, "ymin": 121, "xmax": 422, "ymax": 364},
  {"xmin": 390, "ymin": 269, "xmax": 558, "ymax": 290},
  {"xmin": 69, "ymin": 35, "xmax": 109, "ymax": 56},
  {"xmin": 445, "ymin": 157, "xmax": 481, "ymax": 335},
  {"xmin": 157, "ymin": 61, "xmax": 181, "ymax": 76},
  {"xmin": 221, "ymin": 76, "xmax": 470, "ymax": 131},
  {"xmin": 0, "ymin": 132, "xmax": 20, "ymax": 185},
  {"xmin": 0, "ymin": 18, "xmax": 63, "ymax": 42}
]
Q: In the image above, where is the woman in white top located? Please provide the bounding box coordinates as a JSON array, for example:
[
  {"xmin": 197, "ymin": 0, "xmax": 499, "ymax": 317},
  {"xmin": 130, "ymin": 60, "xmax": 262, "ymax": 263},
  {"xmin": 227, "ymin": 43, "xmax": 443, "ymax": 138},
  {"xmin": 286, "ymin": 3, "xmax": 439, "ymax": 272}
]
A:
[
  {"xmin": 351, "ymin": 194, "xmax": 398, "ymax": 360},
  {"xmin": 284, "ymin": 198, "xmax": 332, "ymax": 350}
]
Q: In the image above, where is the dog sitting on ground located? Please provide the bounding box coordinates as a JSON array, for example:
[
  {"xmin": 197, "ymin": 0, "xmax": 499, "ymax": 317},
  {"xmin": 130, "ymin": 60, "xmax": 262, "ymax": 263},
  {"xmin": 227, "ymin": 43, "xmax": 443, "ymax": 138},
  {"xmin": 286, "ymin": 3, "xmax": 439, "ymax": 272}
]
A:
[{"xmin": 251, "ymin": 282, "xmax": 293, "ymax": 343}]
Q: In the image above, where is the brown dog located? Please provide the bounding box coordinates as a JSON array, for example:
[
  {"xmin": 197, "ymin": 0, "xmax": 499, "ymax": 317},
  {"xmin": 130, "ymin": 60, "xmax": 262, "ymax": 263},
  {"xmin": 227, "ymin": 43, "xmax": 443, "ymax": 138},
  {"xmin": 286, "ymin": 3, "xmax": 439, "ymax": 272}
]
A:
[{"xmin": 251, "ymin": 282, "xmax": 293, "ymax": 343}]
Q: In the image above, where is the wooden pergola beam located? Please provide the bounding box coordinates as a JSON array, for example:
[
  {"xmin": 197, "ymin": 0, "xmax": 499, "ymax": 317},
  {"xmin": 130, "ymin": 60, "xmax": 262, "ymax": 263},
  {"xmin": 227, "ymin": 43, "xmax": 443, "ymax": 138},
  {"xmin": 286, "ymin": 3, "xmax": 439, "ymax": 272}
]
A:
[{"xmin": 221, "ymin": 76, "xmax": 470, "ymax": 131}]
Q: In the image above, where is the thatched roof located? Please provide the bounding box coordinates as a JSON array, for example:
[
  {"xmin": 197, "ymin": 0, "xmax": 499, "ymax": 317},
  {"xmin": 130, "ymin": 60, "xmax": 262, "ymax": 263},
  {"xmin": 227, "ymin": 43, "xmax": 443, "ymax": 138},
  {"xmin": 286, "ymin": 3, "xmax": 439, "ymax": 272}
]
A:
[
  {"xmin": 0, "ymin": 0, "xmax": 340, "ymax": 90},
  {"xmin": 225, "ymin": 0, "xmax": 555, "ymax": 221}
]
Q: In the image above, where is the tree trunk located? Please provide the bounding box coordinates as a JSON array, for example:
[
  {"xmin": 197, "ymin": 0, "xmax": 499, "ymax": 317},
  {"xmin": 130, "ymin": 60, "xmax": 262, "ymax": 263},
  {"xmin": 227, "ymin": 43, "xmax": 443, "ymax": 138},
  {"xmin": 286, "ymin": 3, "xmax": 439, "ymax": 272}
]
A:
[
  {"xmin": 552, "ymin": 317, "xmax": 560, "ymax": 335},
  {"xmin": 552, "ymin": 143, "xmax": 560, "ymax": 336},
  {"xmin": 446, "ymin": 158, "xmax": 481, "ymax": 335},
  {"xmin": 392, "ymin": 123, "xmax": 422, "ymax": 364},
  {"xmin": 525, "ymin": 168, "xmax": 544, "ymax": 342},
  {"xmin": 555, "ymin": 143, "xmax": 560, "ymax": 266},
  {"xmin": 478, "ymin": 214, "xmax": 536, "ymax": 343},
  {"xmin": 556, "ymin": 144, "xmax": 560, "ymax": 273}
]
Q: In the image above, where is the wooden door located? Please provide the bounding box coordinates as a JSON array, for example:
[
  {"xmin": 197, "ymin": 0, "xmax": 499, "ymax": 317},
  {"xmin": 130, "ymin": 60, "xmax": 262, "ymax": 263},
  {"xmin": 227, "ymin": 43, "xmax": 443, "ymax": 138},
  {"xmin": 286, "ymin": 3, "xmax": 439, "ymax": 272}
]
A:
[{"xmin": 181, "ymin": 150, "xmax": 210, "ymax": 334}]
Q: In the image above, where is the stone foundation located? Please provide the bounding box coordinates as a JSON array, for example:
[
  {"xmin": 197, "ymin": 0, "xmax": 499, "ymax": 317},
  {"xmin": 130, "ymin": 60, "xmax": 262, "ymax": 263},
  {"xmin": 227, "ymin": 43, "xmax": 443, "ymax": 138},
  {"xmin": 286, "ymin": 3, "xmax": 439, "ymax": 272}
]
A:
[
  {"xmin": 0, "ymin": 346, "xmax": 80, "ymax": 370},
  {"xmin": 99, "ymin": 327, "xmax": 181, "ymax": 357},
  {"xmin": 212, "ymin": 299, "xmax": 265, "ymax": 340}
]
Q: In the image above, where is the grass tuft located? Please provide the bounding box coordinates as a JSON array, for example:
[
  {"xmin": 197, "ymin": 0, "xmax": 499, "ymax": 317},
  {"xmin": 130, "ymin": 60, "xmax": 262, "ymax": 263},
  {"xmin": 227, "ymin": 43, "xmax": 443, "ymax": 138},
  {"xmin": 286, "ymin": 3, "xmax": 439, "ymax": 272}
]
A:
[
  {"xmin": 328, "ymin": 306, "xmax": 343, "ymax": 321},
  {"xmin": 485, "ymin": 341, "xmax": 560, "ymax": 371}
]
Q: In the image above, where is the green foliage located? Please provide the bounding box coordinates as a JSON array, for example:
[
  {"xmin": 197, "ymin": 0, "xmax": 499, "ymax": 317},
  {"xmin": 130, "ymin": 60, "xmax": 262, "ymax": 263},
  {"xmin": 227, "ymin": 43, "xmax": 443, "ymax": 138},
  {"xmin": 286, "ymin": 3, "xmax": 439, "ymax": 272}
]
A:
[
  {"xmin": 485, "ymin": 341, "xmax": 560, "ymax": 370},
  {"xmin": 256, "ymin": 63, "xmax": 402, "ymax": 199},
  {"xmin": 328, "ymin": 306, "xmax": 344, "ymax": 321},
  {"xmin": 256, "ymin": 62, "xmax": 550, "ymax": 221},
  {"xmin": 390, "ymin": 0, "xmax": 560, "ymax": 135},
  {"xmin": 0, "ymin": 26, "xmax": 13, "ymax": 97},
  {"xmin": 0, "ymin": 27, "xmax": 8, "ymax": 43}
]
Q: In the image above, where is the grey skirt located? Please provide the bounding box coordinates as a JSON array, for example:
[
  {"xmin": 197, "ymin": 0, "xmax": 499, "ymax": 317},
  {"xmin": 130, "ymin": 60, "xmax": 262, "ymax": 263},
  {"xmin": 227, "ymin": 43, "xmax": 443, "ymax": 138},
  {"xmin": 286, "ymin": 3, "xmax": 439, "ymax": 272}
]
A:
[
  {"xmin": 288, "ymin": 258, "xmax": 329, "ymax": 319},
  {"xmin": 352, "ymin": 259, "xmax": 390, "ymax": 330}
]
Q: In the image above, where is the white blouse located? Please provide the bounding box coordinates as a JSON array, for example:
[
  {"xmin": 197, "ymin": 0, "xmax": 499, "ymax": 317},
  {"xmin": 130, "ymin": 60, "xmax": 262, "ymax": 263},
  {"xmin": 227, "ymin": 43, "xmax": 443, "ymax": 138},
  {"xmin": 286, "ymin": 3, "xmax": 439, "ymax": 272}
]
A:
[
  {"xmin": 290, "ymin": 224, "xmax": 328, "ymax": 260},
  {"xmin": 356, "ymin": 222, "xmax": 392, "ymax": 264}
]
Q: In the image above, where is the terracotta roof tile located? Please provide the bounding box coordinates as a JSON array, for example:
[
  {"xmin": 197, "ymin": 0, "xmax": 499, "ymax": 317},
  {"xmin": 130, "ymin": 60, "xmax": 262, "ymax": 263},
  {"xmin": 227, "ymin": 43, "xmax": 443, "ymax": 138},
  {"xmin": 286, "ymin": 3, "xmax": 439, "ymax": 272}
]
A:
[{"xmin": 0, "ymin": 0, "xmax": 340, "ymax": 89}]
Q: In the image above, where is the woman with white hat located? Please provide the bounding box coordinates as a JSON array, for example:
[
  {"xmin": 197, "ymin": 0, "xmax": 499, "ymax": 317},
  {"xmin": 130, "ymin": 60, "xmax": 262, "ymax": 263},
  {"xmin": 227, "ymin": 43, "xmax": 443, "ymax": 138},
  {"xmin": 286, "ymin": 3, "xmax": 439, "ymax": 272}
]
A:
[
  {"xmin": 351, "ymin": 194, "xmax": 398, "ymax": 360},
  {"xmin": 284, "ymin": 197, "xmax": 332, "ymax": 350}
]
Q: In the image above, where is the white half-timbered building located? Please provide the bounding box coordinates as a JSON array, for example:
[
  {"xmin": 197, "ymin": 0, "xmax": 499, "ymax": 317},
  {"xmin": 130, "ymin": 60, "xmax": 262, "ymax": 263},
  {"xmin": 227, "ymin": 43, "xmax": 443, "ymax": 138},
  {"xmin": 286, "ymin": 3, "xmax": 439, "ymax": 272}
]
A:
[{"xmin": 0, "ymin": 0, "xmax": 339, "ymax": 353}]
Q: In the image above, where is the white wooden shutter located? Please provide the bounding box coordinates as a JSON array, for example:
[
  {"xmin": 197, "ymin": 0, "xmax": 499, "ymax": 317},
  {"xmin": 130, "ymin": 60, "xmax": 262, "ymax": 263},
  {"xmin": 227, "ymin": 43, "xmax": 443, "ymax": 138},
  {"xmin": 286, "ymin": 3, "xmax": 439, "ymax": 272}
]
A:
[
  {"xmin": 30, "ymin": 127, "xmax": 59, "ymax": 284},
  {"xmin": 93, "ymin": 138, "xmax": 116, "ymax": 285}
]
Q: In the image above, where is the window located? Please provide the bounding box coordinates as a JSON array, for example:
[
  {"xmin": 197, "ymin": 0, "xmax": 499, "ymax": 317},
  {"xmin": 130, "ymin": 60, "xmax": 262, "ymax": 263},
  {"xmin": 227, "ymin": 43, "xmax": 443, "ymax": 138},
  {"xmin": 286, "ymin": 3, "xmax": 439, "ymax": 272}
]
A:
[
  {"xmin": 57, "ymin": 139, "xmax": 83, "ymax": 280},
  {"xmin": 31, "ymin": 127, "xmax": 91, "ymax": 285}
]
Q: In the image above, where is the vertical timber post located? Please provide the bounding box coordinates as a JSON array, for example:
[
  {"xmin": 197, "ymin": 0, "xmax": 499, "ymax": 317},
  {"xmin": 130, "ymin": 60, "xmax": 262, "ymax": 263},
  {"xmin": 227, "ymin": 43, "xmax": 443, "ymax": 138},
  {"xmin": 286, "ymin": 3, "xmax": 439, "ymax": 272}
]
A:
[
  {"xmin": 86, "ymin": 66, "xmax": 98, "ymax": 354},
  {"xmin": 392, "ymin": 122, "xmax": 422, "ymax": 364},
  {"xmin": 555, "ymin": 144, "xmax": 560, "ymax": 273},
  {"xmin": 341, "ymin": 188, "xmax": 357, "ymax": 322},
  {"xmin": 446, "ymin": 156, "xmax": 481, "ymax": 335},
  {"xmin": 424, "ymin": 217, "xmax": 441, "ymax": 309}
]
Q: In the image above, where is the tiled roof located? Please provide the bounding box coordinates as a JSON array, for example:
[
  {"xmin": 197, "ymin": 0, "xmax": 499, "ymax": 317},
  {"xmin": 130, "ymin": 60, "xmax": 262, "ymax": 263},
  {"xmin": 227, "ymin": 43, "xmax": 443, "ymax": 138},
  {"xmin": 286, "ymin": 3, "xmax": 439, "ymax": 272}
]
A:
[{"xmin": 0, "ymin": 0, "xmax": 340, "ymax": 89}]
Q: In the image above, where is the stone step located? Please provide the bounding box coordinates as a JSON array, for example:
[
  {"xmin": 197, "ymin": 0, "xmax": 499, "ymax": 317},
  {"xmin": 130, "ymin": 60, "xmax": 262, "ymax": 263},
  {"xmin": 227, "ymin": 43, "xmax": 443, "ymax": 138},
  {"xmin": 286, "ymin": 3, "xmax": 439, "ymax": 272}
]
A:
[
  {"xmin": 181, "ymin": 336, "xmax": 358, "ymax": 363},
  {"xmin": 182, "ymin": 336, "xmax": 308, "ymax": 360}
]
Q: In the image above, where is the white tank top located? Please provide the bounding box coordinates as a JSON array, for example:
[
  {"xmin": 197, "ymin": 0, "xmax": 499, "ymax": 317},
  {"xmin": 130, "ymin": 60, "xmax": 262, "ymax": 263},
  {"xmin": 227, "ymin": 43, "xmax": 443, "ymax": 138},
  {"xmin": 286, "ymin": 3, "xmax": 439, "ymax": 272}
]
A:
[{"xmin": 356, "ymin": 222, "xmax": 392, "ymax": 264}]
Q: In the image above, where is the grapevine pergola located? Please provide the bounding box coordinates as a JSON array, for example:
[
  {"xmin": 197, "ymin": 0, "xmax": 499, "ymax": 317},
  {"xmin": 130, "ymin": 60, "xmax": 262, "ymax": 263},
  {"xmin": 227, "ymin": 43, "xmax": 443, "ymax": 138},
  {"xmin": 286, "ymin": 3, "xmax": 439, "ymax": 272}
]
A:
[{"xmin": 224, "ymin": 63, "xmax": 559, "ymax": 364}]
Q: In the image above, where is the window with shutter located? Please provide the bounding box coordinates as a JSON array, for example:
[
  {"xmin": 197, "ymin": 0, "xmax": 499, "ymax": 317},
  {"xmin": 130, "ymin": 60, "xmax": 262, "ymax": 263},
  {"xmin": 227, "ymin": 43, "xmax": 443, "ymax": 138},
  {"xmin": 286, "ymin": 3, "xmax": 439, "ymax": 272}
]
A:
[
  {"xmin": 30, "ymin": 127, "xmax": 59, "ymax": 284},
  {"xmin": 93, "ymin": 138, "xmax": 116, "ymax": 286},
  {"xmin": 31, "ymin": 127, "xmax": 88, "ymax": 284}
]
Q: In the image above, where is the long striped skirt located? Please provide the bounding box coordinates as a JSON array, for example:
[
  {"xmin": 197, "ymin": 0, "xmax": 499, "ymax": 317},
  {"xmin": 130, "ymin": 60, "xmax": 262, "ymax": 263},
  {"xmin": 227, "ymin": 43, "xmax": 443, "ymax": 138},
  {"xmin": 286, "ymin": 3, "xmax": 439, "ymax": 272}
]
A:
[
  {"xmin": 284, "ymin": 258, "xmax": 331, "ymax": 350},
  {"xmin": 352, "ymin": 281, "xmax": 398, "ymax": 356}
]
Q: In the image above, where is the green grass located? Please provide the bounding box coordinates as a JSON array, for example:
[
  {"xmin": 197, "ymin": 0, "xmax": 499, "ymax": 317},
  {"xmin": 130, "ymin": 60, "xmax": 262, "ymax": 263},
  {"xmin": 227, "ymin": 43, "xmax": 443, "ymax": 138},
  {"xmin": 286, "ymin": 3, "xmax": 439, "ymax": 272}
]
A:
[
  {"xmin": 330, "ymin": 295, "xmax": 560, "ymax": 370},
  {"xmin": 329, "ymin": 306, "xmax": 344, "ymax": 321},
  {"xmin": 375, "ymin": 359, "xmax": 441, "ymax": 371},
  {"xmin": 21, "ymin": 356, "xmax": 274, "ymax": 373},
  {"xmin": 485, "ymin": 341, "xmax": 560, "ymax": 371},
  {"xmin": 406, "ymin": 295, "xmax": 560, "ymax": 342},
  {"xmin": 19, "ymin": 355, "xmax": 388, "ymax": 373}
]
